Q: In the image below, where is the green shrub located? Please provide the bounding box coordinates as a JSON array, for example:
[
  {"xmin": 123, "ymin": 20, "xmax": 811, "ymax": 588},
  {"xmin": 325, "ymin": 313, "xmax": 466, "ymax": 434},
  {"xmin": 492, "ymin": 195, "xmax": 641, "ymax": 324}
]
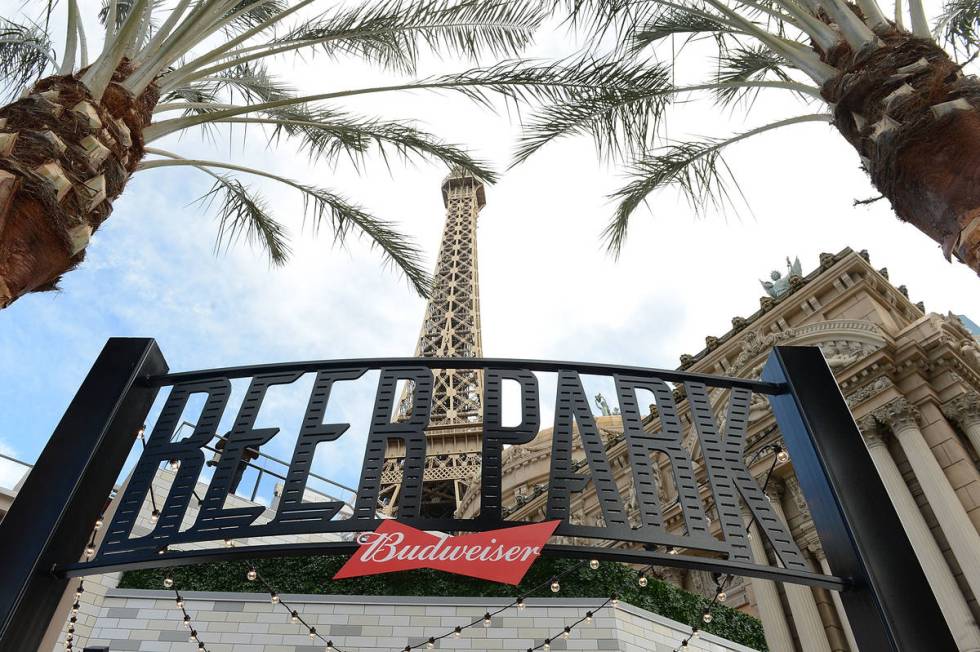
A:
[{"xmin": 120, "ymin": 556, "xmax": 766, "ymax": 649}]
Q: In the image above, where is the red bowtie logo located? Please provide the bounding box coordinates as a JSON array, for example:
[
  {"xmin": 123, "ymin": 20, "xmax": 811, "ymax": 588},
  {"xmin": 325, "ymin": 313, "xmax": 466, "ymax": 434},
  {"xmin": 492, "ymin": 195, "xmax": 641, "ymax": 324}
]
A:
[{"xmin": 334, "ymin": 520, "xmax": 561, "ymax": 585}]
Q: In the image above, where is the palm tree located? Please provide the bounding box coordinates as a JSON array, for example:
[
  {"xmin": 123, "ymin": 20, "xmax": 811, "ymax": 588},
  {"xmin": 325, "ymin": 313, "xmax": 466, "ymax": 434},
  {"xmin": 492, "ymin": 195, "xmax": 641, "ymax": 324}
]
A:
[
  {"xmin": 509, "ymin": 0, "xmax": 980, "ymax": 273},
  {"xmin": 0, "ymin": 0, "xmax": 562, "ymax": 307}
]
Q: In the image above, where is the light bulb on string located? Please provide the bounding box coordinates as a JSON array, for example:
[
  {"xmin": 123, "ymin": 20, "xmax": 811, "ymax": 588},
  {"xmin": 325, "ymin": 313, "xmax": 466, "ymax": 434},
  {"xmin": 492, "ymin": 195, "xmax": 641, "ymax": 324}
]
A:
[
  {"xmin": 224, "ymin": 539, "xmax": 234, "ymax": 548},
  {"xmin": 453, "ymin": 626, "xmax": 462, "ymax": 638},
  {"xmin": 326, "ymin": 642, "xmax": 334, "ymax": 651},
  {"xmin": 611, "ymin": 594, "xmax": 619, "ymax": 608},
  {"xmin": 585, "ymin": 611, "xmax": 593, "ymax": 624},
  {"xmin": 246, "ymin": 568, "xmax": 257, "ymax": 581},
  {"xmin": 426, "ymin": 637, "xmax": 435, "ymax": 648},
  {"xmin": 589, "ymin": 559, "xmax": 599, "ymax": 570},
  {"xmin": 168, "ymin": 459, "xmax": 180, "ymax": 471},
  {"xmin": 516, "ymin": 597, "xmax": 525, "ymax": 610},
  {"xmin": 94, "ymin": 517, "xmax": 103, "ymax": 530},
  {"xmin": 85, "ymin": 543, "xmax": 96, "ymax": 556},
  {"xmin": 667, "ymin": 547, "xmax": 678, "ymax": 555},
  {"xmin": 189, "ymin": 630, "xmax": 198, "ymax": 642},
  {"xmin": 270, "ymin": 592, "xmax": 279, "ymax": 604},
  {"xmin": 483, "ymin": 612, "xmax": 492, "ymax": 627},
  {"xmin": 309, "ymin": 627, "xmax": 317, "ymax": 639},
  {"xmin": 198, "ymin": 643, "xmax": 204, "ymax": 650},
  {"xmin": 716, "ymin": 590, "xmax": 727, "ymax": 602},
  {"xmin": 638, "ymin": 575, "xmax": 648, "ymax": 587},
  {"xmin": 543, "ymin": 638, "xmax": 551, "ymax": 650},
  {"xmin": 550, "ymin": 578, "xmax": 560, "ymax": 593},
  {"xmin": 150, "ymin": 509, "xmax": 160, "ymax": 523},
  {"xmin": 562, "ymin": 626, "xmax": 571, "ymax": 640},
  {"xmin": 175, "ymin": 596, "xmax": 184, "ymax": 609},
  {"xmin": 163, "ymin": 575, "xmax": 174, "ymax": 589},
  {"xmin": 291, "ymin": 611, "xmax": 299, "ymax": 624},
  {"xmin": 183, "ymin": 615, "xmax": 191, "ymax": 627},
  {"xmin": 776, "ymin": 447, "xmax": 789, "ymax": 463},
  {"xmin": 70, "ymin": 603, "xmax": 79, "ymax": 616},
  {"xmin": 702, "ymin": 609, "xmax": 713, "ymax": 624}
]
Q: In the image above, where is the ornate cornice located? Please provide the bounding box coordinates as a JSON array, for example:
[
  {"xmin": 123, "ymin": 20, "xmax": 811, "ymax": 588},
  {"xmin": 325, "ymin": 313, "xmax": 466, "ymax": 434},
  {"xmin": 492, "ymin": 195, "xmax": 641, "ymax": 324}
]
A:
[
  {"xmin": 855, "ymin": 413, "xmax": 888, "ymax": 449},
  {"xmin": 846, "ymin": 376, "xmax": 893, "ymax": 407},
  {"xmin": 943, "ymin": 392, "xmax": 980, "ymax": 429},
  {"xmin": 872, "ymin": 398, "xmax": 921, "ymax": 433}
]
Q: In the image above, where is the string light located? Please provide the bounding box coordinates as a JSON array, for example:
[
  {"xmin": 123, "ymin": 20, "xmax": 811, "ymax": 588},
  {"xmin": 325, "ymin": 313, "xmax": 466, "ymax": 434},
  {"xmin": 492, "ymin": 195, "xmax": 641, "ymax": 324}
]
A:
[
  {"xmin": 543, "ymin": 638, "xmax": 551, "ymax": 650},
  {"xmin": 426, "ymin": 637, "xmax": 435, "ymax": 648},
  {"xmin": 702, "ymin": 607, "xmax": 713, "ymax": 624},
  {"xmin": 150, "ymin": 509, "xmax": 160, "ymax": 523},
  {"xmin": 168, "ymin": 459, "xmax": 180, "ymax": 471},
  {"xmin": 611, "ymin": 594, "xmax": 619, "ymax": 608},
  {"xmin": 638, "ymin": 574, "xmax": 648, "ymax": 587},
  {"xmin": 291, "ymin": 610, "xmax": 299, "ymax": 624},
  {"xmin": 246, "ymin": 568, "xmax": 258, "ymax": 581},
  {"xmin": 716, "ymin": 590, "xmax": 727, "ymax": 602},
  {"xmin": 483, "ymin": 612, "xmax": 492, "ymax": 627},
  {"xmin": 326, "ymin": 642, "xmax": 334, "ymax": 651},
  {"xmin": 224, "ymin": 539, "xmax": 235, "ymax": 548},
  {"xmin": 309, "ymin": 627, "xmax": 317, "ymax": 639},
  {"xmin": 562, "ymin": 626, "xmax": 571, "ymax": 639},
  {"xmin": 589, "ymin": 559, "xmax": 599, "ymax": 570},
  {"xmin": 175, "ymin": 595, "xmax": 184, "ymax": 609},
  {"xmin": 549, "ymin": 578, "xmax": 560, "ymax": 593},
  {"xmin": 585, "ymin": 611, "xmax": 593, "ymax": 624},
  {"xmin": 453, "ymin": 626, "xmax": 462, "ymax": 638},
  {"xmin": 775, "ymin": 446, "xmax": 790, "ymax": 463},
  {"xmin": 163, "ymin": 575, "xmax": 174, "ymax": 589},
  {"xmin": 270, "ymin": 592, "xmax": 279, "ymax": 604},
  {"xmin": 516, "ymin": 597, "xmax": 525, "ymax": 610}
]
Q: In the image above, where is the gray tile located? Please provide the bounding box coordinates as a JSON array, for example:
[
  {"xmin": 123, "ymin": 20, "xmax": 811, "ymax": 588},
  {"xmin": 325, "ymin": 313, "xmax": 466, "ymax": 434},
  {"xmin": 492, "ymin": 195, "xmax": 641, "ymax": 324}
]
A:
[
  {"xmin": 596, "ymin": 639, "xmax": 620, "ymax": 649},
  {"xmin": 108, "ymin": 640, "xmax": 141, "ymax": 651},
  {"xmin": 212, "ymin": 600, "xmax": 245, "ymax": 612},
  {"xmin": 328, "ymin": 624, "xmax": 363, "ymax": 636},
  {"xmin": 159, "ymin": 630, "xmax": 191, "ymax": 642},
  {"xmin": 106, "ymin": 608, "xmax": 140, "ymax": 619}
]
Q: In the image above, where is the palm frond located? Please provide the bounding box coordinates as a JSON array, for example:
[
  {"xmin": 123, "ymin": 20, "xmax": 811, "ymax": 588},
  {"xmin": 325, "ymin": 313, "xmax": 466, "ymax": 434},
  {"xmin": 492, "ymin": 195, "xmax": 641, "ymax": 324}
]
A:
[
  {"xmin": 272, "ymin": 0, "xmax": 547, "ymax": 74},
  {"xmin": 222, "ymin": 0, "xmax": 289, "ymax": 35},
  {"xmin": 257, "ymin": 105, "xmax": 498, "ymax": 182},
  {"xmin": 300, "ymin": 185, "xmax": 432, "ymax": 297},
  {"xmin": 512, "ymin": 58, "xmax": 674, "ymax": 164},
  {"xmin": 630, "ymin": 6, "xmax": 737, "ymax": 53},
  {"xmin": 936, "ymin": 0, "xmax": 980, "ymax": 56},
  {"xmin": 603, "ymin": 113, "xmax": 831, "ymax": 256},
  {"xmin": 141, "ymin": 152, "xmax": 432, "ymax": 296},
  {"xmin": 206, "ymin": 62, "xmax": 294, "ymax": 104},
  {"xmin": 0, "ymin": 18, "xmax": 54, "ymax": 101},
  {"xmin": 713, "ymin": 46, "xmax": 794, "ymax": 108},
  {"xmin": 199, "ymin": 173, "xmax": 292, "ymax": 266},
  {"xmin": 100, "ymin": 1, "xmax": 138, "ymax": 31}
]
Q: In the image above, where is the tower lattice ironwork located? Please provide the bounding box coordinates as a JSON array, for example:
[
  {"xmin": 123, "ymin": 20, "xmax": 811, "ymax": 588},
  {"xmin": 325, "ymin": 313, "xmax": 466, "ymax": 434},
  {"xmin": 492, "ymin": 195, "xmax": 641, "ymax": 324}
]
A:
[{"xmin": 378, "ymin": 170, "xmax": 486, "ymax": 518}]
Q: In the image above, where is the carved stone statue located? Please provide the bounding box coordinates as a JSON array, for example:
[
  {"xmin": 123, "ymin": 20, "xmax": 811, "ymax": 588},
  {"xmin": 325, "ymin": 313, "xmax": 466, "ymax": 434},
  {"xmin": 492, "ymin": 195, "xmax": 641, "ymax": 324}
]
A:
[
  {"xmin": 760, "ymin": 256, "xmax": 803, "ymax": 298},
  {"xmin": 594, "ymin": 392, "xmax": 612, "ymax": 416}
]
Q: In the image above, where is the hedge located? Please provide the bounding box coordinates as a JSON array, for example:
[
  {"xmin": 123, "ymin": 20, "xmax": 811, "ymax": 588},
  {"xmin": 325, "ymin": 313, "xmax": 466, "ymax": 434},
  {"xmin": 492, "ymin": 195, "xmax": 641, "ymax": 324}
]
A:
[{"xmin": 120, "ymin": 556, "xmax": 766, "ymax": 650}]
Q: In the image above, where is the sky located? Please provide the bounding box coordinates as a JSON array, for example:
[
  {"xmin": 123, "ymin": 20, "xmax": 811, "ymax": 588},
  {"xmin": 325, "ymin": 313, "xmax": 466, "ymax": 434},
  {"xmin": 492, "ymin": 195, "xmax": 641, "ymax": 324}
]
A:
[{"xmin": 1, "ymin": 0, "xmax": 977, "ymax": 497}]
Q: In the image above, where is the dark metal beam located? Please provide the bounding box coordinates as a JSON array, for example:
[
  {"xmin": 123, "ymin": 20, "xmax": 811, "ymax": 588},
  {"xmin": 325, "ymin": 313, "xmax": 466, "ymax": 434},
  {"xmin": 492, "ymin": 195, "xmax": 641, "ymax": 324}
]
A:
[
  {"xmin": 148, "ymin": 357, "xmax": 784, "ymax": 394},
  {"xmin": 763, "ymin": 346, "xmax": 956, "ymax": 652},
  {"xmin": 0, "ymin": 338, "xmax": 167, "ymax": 649}
]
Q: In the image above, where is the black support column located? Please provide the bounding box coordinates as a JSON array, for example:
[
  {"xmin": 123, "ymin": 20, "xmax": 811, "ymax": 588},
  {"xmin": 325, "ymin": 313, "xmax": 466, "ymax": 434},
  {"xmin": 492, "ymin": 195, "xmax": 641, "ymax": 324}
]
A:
[
  {"xmin": 0, "ymin": 338, "xmax": 167, "ymax": 649},
  {"xmin": 763, "ymin": 345, "xmax": 955, "ymax": 651}
]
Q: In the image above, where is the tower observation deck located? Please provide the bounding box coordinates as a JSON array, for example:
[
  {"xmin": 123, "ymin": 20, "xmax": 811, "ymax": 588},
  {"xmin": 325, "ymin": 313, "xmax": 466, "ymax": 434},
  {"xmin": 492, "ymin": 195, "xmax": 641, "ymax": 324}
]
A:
[{"xmin": 378, "ymin": 169, "xmax": 487, "ymax": 518}]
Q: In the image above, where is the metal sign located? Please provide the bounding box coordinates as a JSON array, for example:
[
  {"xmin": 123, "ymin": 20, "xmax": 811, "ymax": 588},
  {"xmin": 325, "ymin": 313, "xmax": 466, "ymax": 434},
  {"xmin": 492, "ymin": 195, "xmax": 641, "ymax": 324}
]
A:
[
  {"xmin": 0, "ymin": 339, "xmax": 959, "ymax": 651},
  {"xmin": 333, "ymin": 520, "xmax": 560, "ymax": 584}
]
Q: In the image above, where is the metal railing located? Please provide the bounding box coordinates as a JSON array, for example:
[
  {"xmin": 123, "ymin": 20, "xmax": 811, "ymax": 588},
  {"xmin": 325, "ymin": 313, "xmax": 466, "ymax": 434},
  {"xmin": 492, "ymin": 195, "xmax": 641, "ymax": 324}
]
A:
[
  {"xmin": 0, "ymin": 451, "xmax": 33, "ymax": 493},
  {"xmin": 173, "ymin": 422, "xmax": 361, "ymax": 510}
]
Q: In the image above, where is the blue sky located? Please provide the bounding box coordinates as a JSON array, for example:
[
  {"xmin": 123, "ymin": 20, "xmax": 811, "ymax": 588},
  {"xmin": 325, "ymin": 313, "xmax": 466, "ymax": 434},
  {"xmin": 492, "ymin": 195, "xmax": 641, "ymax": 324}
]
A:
[{"xmin": 2, "ymin": 0, "xmax": 980, "ymax": 496}]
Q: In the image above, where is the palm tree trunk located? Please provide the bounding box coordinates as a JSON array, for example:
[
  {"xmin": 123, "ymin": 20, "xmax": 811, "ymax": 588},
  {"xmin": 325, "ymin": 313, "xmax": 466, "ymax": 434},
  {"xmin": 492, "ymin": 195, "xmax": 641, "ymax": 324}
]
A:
[
  {"xmin": 0, "ymin": 61, "xmax": 158, "ymax": 308},
  {"xmin": 822, "ymin": 32, "xmax": 980, "ymax": 272}
]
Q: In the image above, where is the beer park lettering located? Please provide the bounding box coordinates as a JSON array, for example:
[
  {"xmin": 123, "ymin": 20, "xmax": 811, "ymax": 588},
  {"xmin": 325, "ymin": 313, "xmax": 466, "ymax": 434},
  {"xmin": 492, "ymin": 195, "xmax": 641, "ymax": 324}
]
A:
[{"xmin": 95, "ymin": 364, "xmax": 809, "ymax": 574}]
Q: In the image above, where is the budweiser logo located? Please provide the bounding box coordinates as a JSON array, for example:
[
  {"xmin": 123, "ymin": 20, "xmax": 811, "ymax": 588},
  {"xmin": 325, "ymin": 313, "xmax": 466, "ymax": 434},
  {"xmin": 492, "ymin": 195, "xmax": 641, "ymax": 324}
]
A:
[{"xmin": 334, "ymin": 520, "xmax": 560, "ymax": 584}]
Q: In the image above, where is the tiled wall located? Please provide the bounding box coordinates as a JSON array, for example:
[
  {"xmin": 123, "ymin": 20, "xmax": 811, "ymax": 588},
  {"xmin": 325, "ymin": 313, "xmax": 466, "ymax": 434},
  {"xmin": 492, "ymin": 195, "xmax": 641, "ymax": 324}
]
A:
[{"xmin": 81, "ymin": 590, "xmax": 758, "ymax": 652}]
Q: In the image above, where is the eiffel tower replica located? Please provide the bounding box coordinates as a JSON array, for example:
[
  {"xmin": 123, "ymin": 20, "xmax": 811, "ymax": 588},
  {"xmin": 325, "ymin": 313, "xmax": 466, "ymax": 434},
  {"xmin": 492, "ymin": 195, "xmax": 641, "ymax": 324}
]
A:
[{"xmin": 378, "ymin": 168, "xmax": 486, "ymax": 519}]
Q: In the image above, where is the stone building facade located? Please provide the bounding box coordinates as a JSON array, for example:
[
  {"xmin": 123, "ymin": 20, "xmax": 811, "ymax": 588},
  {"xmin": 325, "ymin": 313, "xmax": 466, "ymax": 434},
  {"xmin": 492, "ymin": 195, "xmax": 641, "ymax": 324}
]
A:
[{"xmin": 459, "ymin": 248, "xmax": 980, "ymax": 652}]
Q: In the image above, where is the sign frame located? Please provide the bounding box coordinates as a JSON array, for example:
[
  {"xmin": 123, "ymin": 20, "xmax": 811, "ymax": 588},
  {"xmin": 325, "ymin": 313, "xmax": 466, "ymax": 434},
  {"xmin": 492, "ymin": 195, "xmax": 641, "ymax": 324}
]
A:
[{"xmin": 0, "ymin": 338, "xmax": 956, "ymax": 651}]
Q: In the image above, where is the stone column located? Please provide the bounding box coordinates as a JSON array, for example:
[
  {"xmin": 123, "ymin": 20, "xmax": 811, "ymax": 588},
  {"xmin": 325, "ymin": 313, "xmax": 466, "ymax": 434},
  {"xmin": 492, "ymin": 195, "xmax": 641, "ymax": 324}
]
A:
[
  {"xmin": 813, "ymin": 550, "xmax": 859, "ymax": 652},
  {"xmin": 744, "ymin": 509, "xmax": 797, "ymax": 652},
  {"xmin": 857, "ymin": 415, "xmax": 980, "ymax": 651},
  {"xmin": 875, "ymin": 399, "xmax": 980, "ymax": 604},
  {"xmin": 783, "ymin": 477, "xmax": 850, "ymax": 652},
  {"xmin": 767, "ymin": 481, "xmax": 833, "ymax": 652},
  {"xmin": 944, "ymin": 391, "xmax": 980, "ymax": 459}
]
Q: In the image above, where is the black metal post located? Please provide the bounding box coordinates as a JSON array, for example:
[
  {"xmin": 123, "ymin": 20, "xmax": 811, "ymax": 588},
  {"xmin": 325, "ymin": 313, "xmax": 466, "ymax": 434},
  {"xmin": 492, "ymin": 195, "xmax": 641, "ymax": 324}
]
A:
[
  {"xmin": 763, "ymin": 346, "xmax": 956, "ymax": 651},
  {"xmin": 0, "ymin": 338, "xmax": 167, "ymax": 649}
]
